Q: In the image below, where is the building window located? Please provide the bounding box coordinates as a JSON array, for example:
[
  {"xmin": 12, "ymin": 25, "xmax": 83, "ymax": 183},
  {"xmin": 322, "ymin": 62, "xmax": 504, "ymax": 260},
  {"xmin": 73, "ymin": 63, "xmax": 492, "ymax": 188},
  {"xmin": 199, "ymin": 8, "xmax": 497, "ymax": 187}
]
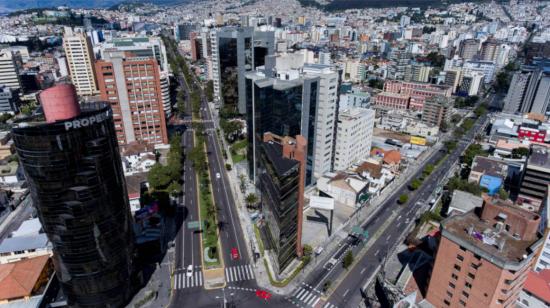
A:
[
  {"xmin": 465, "ymin": 282, "xmax": 472, "ymax": 289},
  {"xmin": 452, "ymin": 273, "xmax": 458, "ymax": 280},
  {"xmin": 457, "ymin": 255, "xmax": 464, "ymax": 262},
  {"xmin": 468, "ymin": 273, "xmax": 475, "ymax": 279},
  {"xmin": 447, "ymin": 291, "xmax": 453, "ymax": 298},
  {"xmin": 444, "ymin": 300, "xmax": 451, "ymax": 306},
  {"xmin": 449, "ymin": 282, "xmax": 456, "ymax": 289},
  {"xmin": 454, "ymin": 265, "xmax": 461, "ymax": 271},
  {"xmin": 460, "ymin": 246, "xmax": 467, "ymax": 251},
  {"xmin": 471, "ymin": 263, "xmax": 480, "ymax": 270},
  {"xmin": 462, "ymin": 291, "xmax": 469, "ymax": 298},
  {"xmin": 459, "ymin": 300, "xmax": 466, "ymax": 306}
]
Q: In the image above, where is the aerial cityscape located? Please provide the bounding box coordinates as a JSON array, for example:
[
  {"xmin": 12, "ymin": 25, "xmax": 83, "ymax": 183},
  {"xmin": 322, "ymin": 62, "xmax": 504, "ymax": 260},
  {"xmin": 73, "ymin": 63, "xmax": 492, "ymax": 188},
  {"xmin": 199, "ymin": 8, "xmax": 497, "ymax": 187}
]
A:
[{"xmin": 0, "ymin": 0, "xmax": 549, "ymax": 307}]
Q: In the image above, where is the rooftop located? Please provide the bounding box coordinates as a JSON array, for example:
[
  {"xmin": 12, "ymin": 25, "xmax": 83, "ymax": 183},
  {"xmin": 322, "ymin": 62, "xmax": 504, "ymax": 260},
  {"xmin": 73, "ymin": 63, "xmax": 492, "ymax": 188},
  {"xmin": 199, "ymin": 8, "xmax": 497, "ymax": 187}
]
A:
[
  {"xmin": 470, "ymin": 156, "xmax": 509, "ymax": 178},
  {"xmin": 0, "ymin": 234, "xmax": 49, "ymax": 254},
  {"xmin": 523, "ymin": 270, "xmax": 550, "ymax": 304},
  {"xmin": 448, "ymin": 190, "xmax": 484, "ymax": 215},
  {"xmin": 0, "ymin": 255, "xmax": 50, "ymax": 301},
  {"xmin": 442, "ymin": 210, "xmax": 541, "ymax": 264},
  {"xmin": 528, "ymin": 145, "xmax": 550, "ymax": 171},
  {"xmin": 261, "ymin": 141, "xmax": 299, "ymax": 177},
  {"xmin": 11, "ymin": 218, "xmax": 42, "ymax": 238}
]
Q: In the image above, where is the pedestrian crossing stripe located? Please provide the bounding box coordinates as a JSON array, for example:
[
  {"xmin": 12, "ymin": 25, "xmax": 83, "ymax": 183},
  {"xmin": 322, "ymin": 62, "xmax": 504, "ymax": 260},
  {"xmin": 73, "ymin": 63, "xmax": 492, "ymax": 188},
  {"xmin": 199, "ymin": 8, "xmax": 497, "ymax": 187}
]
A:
[
  {"xmin": 225, "ymin": 264, "xmax": 255, "ymax": 283},
  {"xmin": 290, "ymin": 286, "xmax": 338, "ymax": 308},
  {"xmin": 173, "ymin": 271, "xmax": 203, "ymax": 289}
]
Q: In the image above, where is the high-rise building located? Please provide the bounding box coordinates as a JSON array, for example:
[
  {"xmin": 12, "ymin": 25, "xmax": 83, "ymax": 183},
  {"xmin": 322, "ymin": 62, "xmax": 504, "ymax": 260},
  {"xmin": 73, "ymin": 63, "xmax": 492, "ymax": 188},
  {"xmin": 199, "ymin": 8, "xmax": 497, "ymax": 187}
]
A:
[
  {"xmin": 517, "ymin": 145, "xmax": 550, "ymax": 211},
  {"xmin": 534, "ymin": 186, "xmax": 550, "ymax": 272},
  {"xmin": 258, "ymin": 132, "xmax": 306, "ymax": 274},
  {"xmin": 425, "ymin": 195, "xmax": 542, "ymax": 308},
  {"xmin": 11, "ymin": 84, "xmax": 135, "ymax": 307},
  {"xmin": 333, "ymin": 108, "xmax": 375, "ymax": 171},
  {"xmin": 63, "ymin": 27, "xmax": 98, "ymax": 96},
  {"xmin": 210, "ymin": 27, "xmax": 274, "ymax": 114},
  {"xmin": 459, "ymin": 39, "xmax": 480, "ymax": 60},
  {"xmin": 245, "ymin": 71, "xmax": 319, "ymax": 185},
  {"xmin": 421, "ymin": 95, "xmax": 452, "ymax": 128},
  {"xmin": 174, "ymin": 22, "xmax": 196, "ymax": 41},
  {"xmin": 302, "ymin": 64, "xmax": 340, "ymax": 180},
  {"xmin": 503, "ymin": 59, "xmax": 550, "ymax": 115},
  {"xmin": 318, "ymin": 51, "xmax": 331, "ymax": 65},
  {"xmin": 459, "ymin": 72, "xmax": 484, "ymax": 96},
  {"xmin": 0, "ymin": 86, "xmax": 18, "ymax": 114},
  {"xmin": 0, "ymin": 49, "xmax": 21, "ymax": 91},
  {"xmin": 97, "ymin": 36, "xmax": 172, "ymax": 117},
  {"xmin": 480, "ymin": 39, "xmax": 500, "ymax": 62},
  {"xmin": 95, "ymin": 51, "xmax": 169, "ymax": 146}
]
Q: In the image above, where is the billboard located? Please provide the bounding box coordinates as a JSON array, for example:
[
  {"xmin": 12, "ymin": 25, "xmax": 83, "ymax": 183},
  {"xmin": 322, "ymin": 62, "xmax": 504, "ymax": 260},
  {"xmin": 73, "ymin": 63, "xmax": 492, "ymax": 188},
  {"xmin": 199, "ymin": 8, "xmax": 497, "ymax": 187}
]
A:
[{"xmin": 410, "ymin": 136, "xmax": 426, "ymax": 146}]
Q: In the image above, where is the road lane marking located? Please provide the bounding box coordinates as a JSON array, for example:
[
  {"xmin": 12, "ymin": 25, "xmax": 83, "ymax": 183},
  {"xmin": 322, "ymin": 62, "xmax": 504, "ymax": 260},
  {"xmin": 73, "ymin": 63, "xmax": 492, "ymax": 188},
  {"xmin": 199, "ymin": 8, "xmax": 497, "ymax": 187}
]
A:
[
  {"xmin": 311, "ymin": 297, "xmax": 321, "ymax": 307},
  {"xmin": 360, "ymin": 267, "xmax": 366, "ymax": 274},
  {"xmin": 306, "ymin": 294, "xmax": 318, "ymax": 305},
  {"xmin": 296, "ymin": 289, "xmax": 307, "ymax": 299},
  {"xmin": 248, "ymin": 264, "xmax": 255, "ymax": 278},
  {"xmin": 343, "ymin": 289, "xmax": 350, "ymax": 297},
  {"xmin": 375, "ymin": 249, "xmax": 380, "ymax": 256},
  {"xmin": 303, "ymin": 292, "xmax": 314, "ymax": 303}
]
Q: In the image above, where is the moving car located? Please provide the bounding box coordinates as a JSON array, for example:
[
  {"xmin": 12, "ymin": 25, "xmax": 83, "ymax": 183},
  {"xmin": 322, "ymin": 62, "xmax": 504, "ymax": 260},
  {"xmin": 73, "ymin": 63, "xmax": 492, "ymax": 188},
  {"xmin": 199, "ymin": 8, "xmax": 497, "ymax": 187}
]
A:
[{"xmin": 186, "ymin": 264, "xmax": 193, "ymax": 277}]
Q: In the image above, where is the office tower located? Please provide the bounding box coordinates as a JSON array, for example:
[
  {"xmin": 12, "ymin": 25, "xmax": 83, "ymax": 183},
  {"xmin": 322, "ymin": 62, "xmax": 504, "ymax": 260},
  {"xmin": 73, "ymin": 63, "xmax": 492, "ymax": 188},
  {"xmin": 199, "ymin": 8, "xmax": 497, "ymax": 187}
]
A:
[
  {"xmin": 95, "ymin": 51, "xmax": 168, "ymax": 146},
  {"xmin": 333, "ymin": 108, "xmax": 375, "ymax": 171},
  {"xmin": 503, "ymin": 70, "xmax": 533, "ymax": 113},
  {"xmin": 0, "ymin": 86, "xmax": 18, "ymax": 114},
  {"xmin": 190, "ymin": 32, "xmax": 202, "ymax": 61},
  {"xmin": 400, "ymin": 15, "xmax": 411, "ymax": 27},
  {"xmin": 97, "ymin": 36, "xmax": 171, "ymax": 117},
  {"xmin": 210, "ymin": 27, "xmax": 275, "ymax": 114},
  {"xmin": 421, "ymin": 95, "xmax": 452, "ymax": 128},
  {"xmin": 245, "ymin": 71, "xmax": 319, "ymax": 186},
  {"xmin": 459, "ymin": 39, "xmax": 480, "ymax": 60},
  {"xmin": 444, "ymin": 69, "xmax": 462, "ymax": 93},
  {"xmin": 459, "ymin": 72, "xmax": 484, "ymax": 96},
  {"xmin": 463, "ymin": 60, "xmax": 496, "ymax": 83},
  {"xmin": 63, "ymin": 27, "xmax": 98, "ymax": 96},
  {"xmin": 303, "ymin": 64, "xmax": 339, "ymax": 180},
  {"xmin": 0, "ymin": 49, "xmax": 21, "ymax": 90},
  {"xmin": 11, "ymin": 84, "xmax": 135, "ymax": 307},
  {"xmin": 531, "ymin": 74, "xmax": 550, "ymax": 114},
  {"xmin": 426, "ymin": 195, "xmax": 542, "ymax": 308},
  {"xmin": 174, "ymin": 22, "xmax": 196, "ymax": 41},
  {"xmin": 480, "ymin": 39, "xmax": 500, "ymax": 62},
  {"xmin": 319, "ymin": 51, "xmax": 331, "ymax": 65},
  {"xmin": 411, "ymin": 64, "xmax": 432, "ymax": 83},
  {"xmin": 518, "ymin": 145, "xmax": 550, "ymax": 210},
  {"xmin": 259, "ymin": 132, "xmax": 306, "ymax": 274}
]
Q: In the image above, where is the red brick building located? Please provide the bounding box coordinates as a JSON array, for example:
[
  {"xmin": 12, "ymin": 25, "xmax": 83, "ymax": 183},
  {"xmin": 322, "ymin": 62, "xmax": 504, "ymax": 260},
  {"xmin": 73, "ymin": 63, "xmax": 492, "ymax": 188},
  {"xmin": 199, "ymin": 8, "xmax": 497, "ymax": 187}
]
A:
[
  {"xmin": 95, "ymin": 52, "xmax": 168, "ymax": 146},
  {"xmin": 518, "ymin": 126, "xmax": 546, "ymax": 143},
  {"xmin": 374, "ymin": 92, "xmax": 410, "ymax": 110},
  {"xmin": 426, "ymin": 195, "xmax": 543, "ymax": 308},
  {"xmin": 379, "ymin": 80, "xmax": 452, "ymax": 111}
]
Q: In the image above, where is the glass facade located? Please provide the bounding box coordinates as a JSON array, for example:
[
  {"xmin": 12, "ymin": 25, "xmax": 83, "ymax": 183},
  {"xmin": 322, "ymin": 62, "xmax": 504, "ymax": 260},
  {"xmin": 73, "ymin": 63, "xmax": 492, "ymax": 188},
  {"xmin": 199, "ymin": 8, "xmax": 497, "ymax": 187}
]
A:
[
  {"xmin": 11, "ymin": 103, "xmax": 135, "ymax": 308},
  {"xmin": 259, "ymin": 142, "xmax": 300, "ymax": 274},
  {"xmin": 219, "ymin": 37, "xmax": 240, "ymax": 114}
]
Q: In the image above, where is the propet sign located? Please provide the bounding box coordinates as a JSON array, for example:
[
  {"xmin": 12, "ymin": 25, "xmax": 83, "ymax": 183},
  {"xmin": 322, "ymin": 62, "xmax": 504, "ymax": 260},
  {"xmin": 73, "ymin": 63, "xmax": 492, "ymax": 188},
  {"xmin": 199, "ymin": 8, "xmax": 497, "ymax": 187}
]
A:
[{"xmin": 64, "ymin": 110, "xmax": 111, "ymax": 131}]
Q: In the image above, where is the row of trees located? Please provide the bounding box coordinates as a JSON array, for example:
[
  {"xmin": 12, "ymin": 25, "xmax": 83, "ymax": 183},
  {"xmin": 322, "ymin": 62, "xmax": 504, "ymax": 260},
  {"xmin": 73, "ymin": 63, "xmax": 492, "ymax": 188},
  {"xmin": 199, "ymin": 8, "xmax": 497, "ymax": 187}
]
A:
[{"xmin": 147, "ymin": 134, "xmax": 182, "ymax": 196}]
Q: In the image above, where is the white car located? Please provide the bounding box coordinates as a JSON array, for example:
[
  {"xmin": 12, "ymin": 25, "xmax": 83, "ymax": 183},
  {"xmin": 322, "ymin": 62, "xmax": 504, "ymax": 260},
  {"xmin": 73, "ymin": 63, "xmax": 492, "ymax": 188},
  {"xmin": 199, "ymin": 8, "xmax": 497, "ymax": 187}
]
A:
[
  {"xmin": 186, "ymin": 264, "xmax": 193, "ymax": 277},
  {"xmin": 216, "ymin": 173, "xmax": 221, "ymax": 179}
]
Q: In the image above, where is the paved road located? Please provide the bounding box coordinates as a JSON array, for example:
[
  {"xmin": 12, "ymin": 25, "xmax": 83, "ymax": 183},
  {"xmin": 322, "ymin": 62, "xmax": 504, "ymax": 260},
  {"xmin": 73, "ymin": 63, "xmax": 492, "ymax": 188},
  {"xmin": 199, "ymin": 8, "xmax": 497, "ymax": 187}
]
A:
[{"xmin": 325, "ymin": 114, "xmax": 488, "ymax": 308}]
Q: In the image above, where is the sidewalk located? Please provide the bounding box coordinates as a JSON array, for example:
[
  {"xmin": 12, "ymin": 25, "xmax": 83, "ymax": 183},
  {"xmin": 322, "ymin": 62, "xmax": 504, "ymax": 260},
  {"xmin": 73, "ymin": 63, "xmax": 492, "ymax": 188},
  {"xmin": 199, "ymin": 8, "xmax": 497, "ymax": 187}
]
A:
[
  {"xmin": 126, "ymin": 250, "xmax": 173, "ymax": 308},
  {"xmin": 209, "ymin": 102, "xmax": 443, "ymax": 295}
]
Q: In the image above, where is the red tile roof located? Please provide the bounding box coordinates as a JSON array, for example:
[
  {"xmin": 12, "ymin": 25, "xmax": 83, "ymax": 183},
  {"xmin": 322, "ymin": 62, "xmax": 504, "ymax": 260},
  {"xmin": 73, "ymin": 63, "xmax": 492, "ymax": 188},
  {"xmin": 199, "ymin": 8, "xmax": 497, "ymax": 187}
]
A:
[
  {"xmin": 524, "ymin": 270, "xmax": 550, "ymax": 304},
  {"xmin": 0, "ymin": 255, "xmax": 50, "ymax": 301},
  {"xmin": 383, "ymin": 150, "xmax": 402, "ymax": 164}
]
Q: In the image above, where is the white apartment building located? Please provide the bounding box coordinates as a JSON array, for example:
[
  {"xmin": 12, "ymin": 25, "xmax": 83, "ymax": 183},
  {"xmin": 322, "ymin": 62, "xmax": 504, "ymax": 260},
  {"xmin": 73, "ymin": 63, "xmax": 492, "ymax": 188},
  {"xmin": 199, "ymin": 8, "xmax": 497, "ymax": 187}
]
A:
[
  {"xmin": 535, "ymin": 188, "xmax": 550, "ymax": 272},
  {"xmin": 303, "ymin": 64, "xmax": 339, "ymax": 181},
  {"xmin": 63, "ymin": 27, "xmax": 98, "ymax": 96},
  {"xmin": 0, "ymin": 49, "xmax": 21, "ymax": 90},
  {"xmin": 333, "ymin": 107, "xmax": 375, "ymax": 171}
]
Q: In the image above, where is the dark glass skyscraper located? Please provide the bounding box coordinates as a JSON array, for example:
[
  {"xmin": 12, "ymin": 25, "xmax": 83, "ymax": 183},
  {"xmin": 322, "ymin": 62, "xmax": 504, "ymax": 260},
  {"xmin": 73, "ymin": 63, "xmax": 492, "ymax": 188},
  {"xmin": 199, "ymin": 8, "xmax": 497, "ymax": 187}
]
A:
[{"xmin": 12, "ymin": 100, "xmax": 134, "ymax": 307}]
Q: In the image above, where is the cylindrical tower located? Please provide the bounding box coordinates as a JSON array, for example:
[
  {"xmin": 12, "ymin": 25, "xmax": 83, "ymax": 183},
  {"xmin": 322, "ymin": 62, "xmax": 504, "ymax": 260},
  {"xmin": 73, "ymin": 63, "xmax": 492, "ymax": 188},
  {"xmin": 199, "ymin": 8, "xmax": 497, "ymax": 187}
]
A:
[
  {"xmin": 11, "ymin": 102, "xmax": 134, "ymax": 307},
  {"xmin": 39, "ymin": 83, "xmax": 81, "ymax": 123}
]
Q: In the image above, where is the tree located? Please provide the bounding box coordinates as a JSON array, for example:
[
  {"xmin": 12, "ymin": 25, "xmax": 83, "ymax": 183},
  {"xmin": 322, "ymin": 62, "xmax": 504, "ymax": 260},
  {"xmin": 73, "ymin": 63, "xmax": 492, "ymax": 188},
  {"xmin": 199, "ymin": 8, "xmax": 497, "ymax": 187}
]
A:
[
  {"xmin": 239, "ymin": 174, "xmax": 247, "ymax": 193},
  {"xmin": 245, "ymin": 193, "xmax": 258, "ymax": 208},
  {"xmin": 451, "ymin": 114, "xmax": 462, "ymax": 124},
  {"xmin": 512, "ymin": 147, "xmax": 530, "ymax": 159},
  {"xmin": 474, "ymin": 104, "xmax": 487, "ymax": 118},
  {"xmin": 303, "ymin": 244, "xmax": 313, "ymax": 257},
  {"xmin": 398, "ymin": 194, "xmax": 409, "ymax": 204},
  {"xmin": 205, "ymin": 80, "xmax": 214, "ymax": 102},
  {"xmin": 342, "ymin": 250, "xmax": 354, "ymax": 269},
  {"xmin": 322, "ymin": 280, "xmax": 332, "ymax": 293},
  {"xmin": 498, "ymin": 188, "xmax": 509, "ymax": 200},
  {"xmin": 424, "ymin": 164, "xmax": 435, "ymax": 175},
  {"xmin": 148, "ymin": 163, "xmax": 172, "ymax": 190},
  {"xmin": 409, "ymin": 179, "xmax": 422, "ymax": 191},
  {"xmin": 368, "ymin": 78, "xmax": 384, "ymax": 89}
]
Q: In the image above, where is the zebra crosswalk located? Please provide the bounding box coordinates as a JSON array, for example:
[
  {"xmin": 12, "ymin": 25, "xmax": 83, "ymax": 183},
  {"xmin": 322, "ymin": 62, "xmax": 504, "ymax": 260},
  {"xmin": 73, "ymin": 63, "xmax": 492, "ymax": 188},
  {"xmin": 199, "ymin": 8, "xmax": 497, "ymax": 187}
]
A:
[
  {"xmin": 287, "ymin": 284, "xmax": 338, "ymax": 308},
  {"xmin": 174, "ymin": 270, "xmax": 203, "ymax": 289},
  {"xmin": 225, "ymin": 264, "xmax": 255, "ymax": 283}
]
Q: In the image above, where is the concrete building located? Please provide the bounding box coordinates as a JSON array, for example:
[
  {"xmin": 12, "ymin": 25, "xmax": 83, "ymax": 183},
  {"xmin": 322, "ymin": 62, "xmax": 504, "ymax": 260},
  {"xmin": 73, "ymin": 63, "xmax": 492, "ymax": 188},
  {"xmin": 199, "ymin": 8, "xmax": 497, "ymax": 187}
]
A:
[
  {"xmin": 96, "ymin": 51, "xmax": 168, "ymax": 146},
  {"xmin": 0, "ymin": 86, "xmax": 18, "ymax": 114},
  {"xmin": 302, "ymin": 64, "xmax": 339, "ymax": 181},
  {"xmin": 319, "ymin": 51, "xmax": 331, "ymax": 65},
  {"xmin": 480, "ymin": 39, "xmax": 500, "ymax": 62},
  {"xmin": 460, "ymin": 72, "xmax": 484, "ymax": 96},
  {"xmin": 333, "ymin": 108, "xmax": 375, "ymax": 171},
  {"xmin": 0, "ymin": 49, "xmax": 21, "ymax": 91},
  {"xmin": 503, "ymin": 59, "xmax": 550, "ymax": 114},
  {"xmin": 425, "ymin": 196, "xmax": 543, "ymax": 308},
  {"xmin": 63, "ymin": 27, "xmax": 97, "ymax": 96},
  {"xmin": 459, "ymin": 39, "xmax": 480, "ymax": 60},
  {"xmin": 210, "ymin": 27, "xmax": 274, "ymax": 114},
  {"xmin": 463, "ymin": 60, "xmax": 496, "ymax": 83},
  {"xmin": 258, "ymin": 133, "xmax": 306, "ymax": 275},
  {"xmin": 517, "ymin": 145, "xmax": 550, "ymax": 211},
  {"xmin": 421, "ymin": 95, "xmax": 452, "ymax": 128}
]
